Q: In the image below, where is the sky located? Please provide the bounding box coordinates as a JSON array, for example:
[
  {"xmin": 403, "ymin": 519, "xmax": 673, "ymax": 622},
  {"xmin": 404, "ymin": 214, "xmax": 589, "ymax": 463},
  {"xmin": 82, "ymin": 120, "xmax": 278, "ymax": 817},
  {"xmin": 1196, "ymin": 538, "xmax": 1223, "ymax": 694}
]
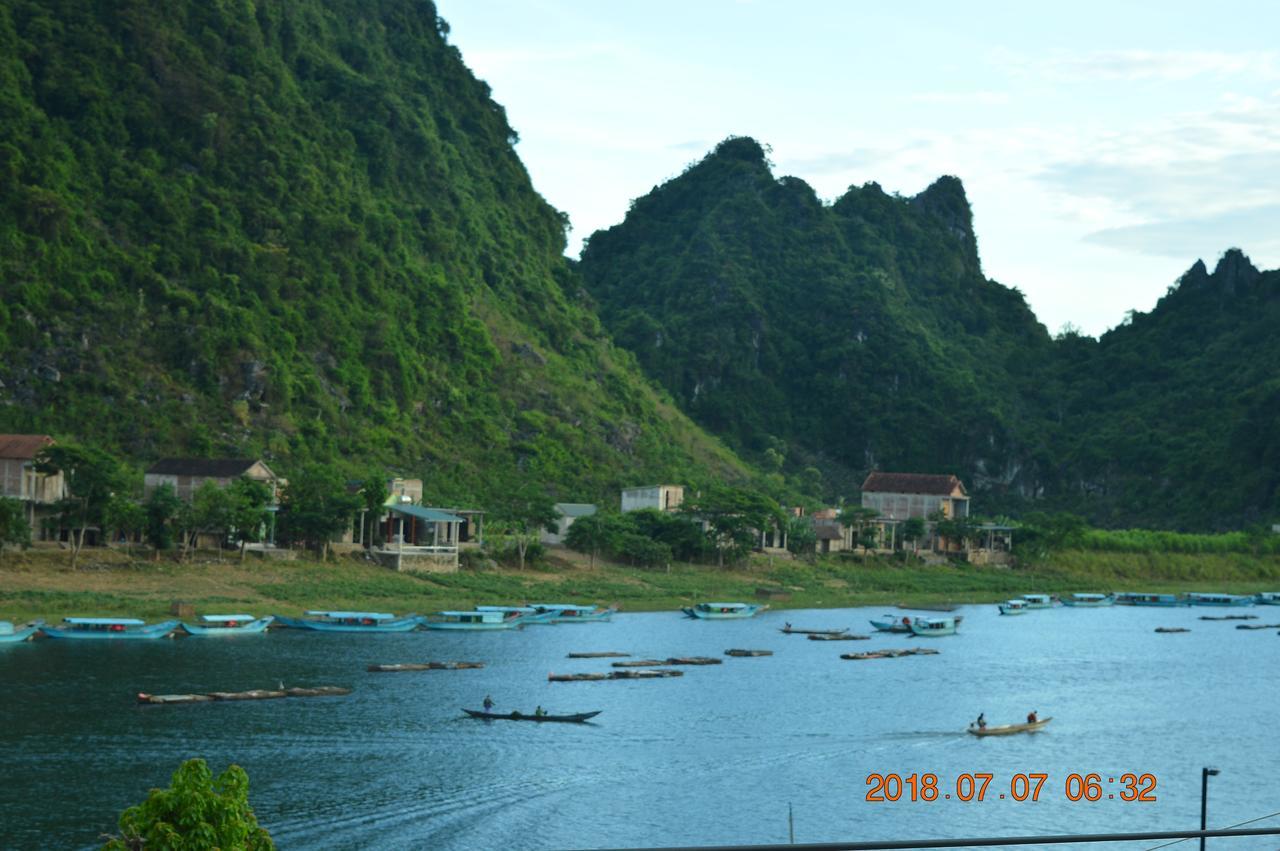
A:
[{"xmin": 439, "ymin": 1, "xmax": 1280, "ymax": 337}]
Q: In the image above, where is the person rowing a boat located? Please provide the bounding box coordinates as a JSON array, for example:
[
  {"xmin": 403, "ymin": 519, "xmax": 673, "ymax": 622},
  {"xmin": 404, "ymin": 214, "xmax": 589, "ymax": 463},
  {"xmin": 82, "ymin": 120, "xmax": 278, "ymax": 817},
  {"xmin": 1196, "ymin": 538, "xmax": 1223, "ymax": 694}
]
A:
[
  {"xmin": 483, "ymin": 695, "xmax": 494, "ymax": 712},
  {"xmin": 974, "ymin": 712, "xmax": 987, "ymax": 730},
  {"xmin": 1026, "ymin": 710, "xmax": 1038, "ymax": 724},
  {"xmin": 535, "ymin": 705, "xmax": 547, "ymax": 717}
]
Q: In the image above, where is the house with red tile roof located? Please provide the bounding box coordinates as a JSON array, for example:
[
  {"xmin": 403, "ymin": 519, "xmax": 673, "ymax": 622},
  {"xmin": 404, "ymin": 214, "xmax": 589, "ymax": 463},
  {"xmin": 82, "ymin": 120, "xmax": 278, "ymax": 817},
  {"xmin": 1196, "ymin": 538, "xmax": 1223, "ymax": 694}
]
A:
[{"xmin": 0, "ymin": 434, "xmax": 66, "ymax": 534}]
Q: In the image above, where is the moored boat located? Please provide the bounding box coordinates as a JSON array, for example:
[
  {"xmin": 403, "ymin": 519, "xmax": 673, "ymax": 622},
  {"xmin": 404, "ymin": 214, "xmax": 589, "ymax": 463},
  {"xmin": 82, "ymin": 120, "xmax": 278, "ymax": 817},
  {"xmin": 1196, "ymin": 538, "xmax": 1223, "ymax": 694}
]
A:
[
  {"xmin": 529, "ymin": 604, "xmax": 618, "ymax": 622},
  {"xmin": 998, "ymin": 599, "xmax": 1028, "ymax": 615},
  {"xmin": 180, "ymin": 615, "xmax": 274, "ymax": 636},
  {"xmin": 0, "ymin": 619, "xmax": 43, "ymax": 643},
  {"xmin": 475, "ymin": 605, "xmax": 558, "ymax": 625},
  {"xmin": 779, "ymin": 625, "xmax": 848, "ymax": 635},
  {"xmin": 462, "ymin": 708, "xmax": 601, "ymax": 723},
  {"xmin": 1256, "ymin": 592, "xmax": 1280, "ymax": 605},
  {"xmin": 870, "ymin": 615, "xmax": 915, "ymax": 633},
  {"xmin": 1021, "ymin": 594, "xmax": 1055, "ymax": 609},
  {"xmin": 682, "ymin": 602, "xmax": 767, "ymax": 619},
  {"xmin": 42, "ymin": 617, "xmax": 179, "ymax": 640},
  {"xmin": 1114, "ymin": 592, "xmax": 1182, "ymax": 607},
  {"xmin": 285, "ymin": 611, "xmax": 422, "ymax": 632},
  {"xmin": 968, "ymin": 717, "xmax": 1052, "ymax": 736},
  {"xmin": 1185, "ymin": 593, "xmax": 1253, "ymax": 607},
  {"xmin": 1061, "ymin": 593, "xmax": 1114, "ymax": 607},
  {"xmin": 908, "ymin": 616, "xmax": 960, "ymax": 637},
  {"xmin": 421, "ymin": 610, "xmax": 522, "ymax": 630}
]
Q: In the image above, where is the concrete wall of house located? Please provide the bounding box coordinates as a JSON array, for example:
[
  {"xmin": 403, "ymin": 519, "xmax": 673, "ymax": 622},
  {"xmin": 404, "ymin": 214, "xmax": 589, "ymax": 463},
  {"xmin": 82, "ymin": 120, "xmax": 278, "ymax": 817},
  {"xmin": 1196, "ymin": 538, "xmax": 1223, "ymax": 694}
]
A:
[
  {"xmin": 861, "ymin": 492, "xmax": 969, "ymax": 520},
  {"xmin": 621, "ymin": 485, "xmax": 684, "ymax": 513},
  {"xmin": 0, "ymin": 459, "xmax": 64, "ymax": 504}
]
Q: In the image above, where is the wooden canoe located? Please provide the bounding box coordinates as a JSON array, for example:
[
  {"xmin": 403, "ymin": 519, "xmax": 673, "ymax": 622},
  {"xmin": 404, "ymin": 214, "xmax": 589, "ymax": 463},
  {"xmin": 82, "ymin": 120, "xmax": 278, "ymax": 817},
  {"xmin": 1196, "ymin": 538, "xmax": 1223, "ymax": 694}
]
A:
[
  {"xmin": 462, "ymin": 708, "xmax": 601, "ymax": 723},
  {"xmin": 367, "ymin": 661, "xmax": 484, "ymax": 672},
  {"xmin": 725, "ymin": 649, "xmax": 772, "ymax": 657},
  {"xmin": 808, "ymin": 633, "xmax": 869, "ymax": 641},
  {"xmin": 968, "ymin": 717, "xmax": 1052, "ymax": 736},
  {"xmin": 780, "ymin": 627, "xmax": 848, "ymax": 635}
]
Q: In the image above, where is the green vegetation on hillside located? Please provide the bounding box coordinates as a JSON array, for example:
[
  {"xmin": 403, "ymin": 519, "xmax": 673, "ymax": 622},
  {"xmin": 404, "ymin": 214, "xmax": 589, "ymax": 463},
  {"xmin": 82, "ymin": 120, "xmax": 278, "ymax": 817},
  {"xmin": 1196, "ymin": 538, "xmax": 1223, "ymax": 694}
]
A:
[
  {"xmin": 579, "ymin": 138, "xmax": 1280, "ymax": 530},
  {"xmin": 0, "ymin": 0, "xmax": 749, "ymax": 504}
]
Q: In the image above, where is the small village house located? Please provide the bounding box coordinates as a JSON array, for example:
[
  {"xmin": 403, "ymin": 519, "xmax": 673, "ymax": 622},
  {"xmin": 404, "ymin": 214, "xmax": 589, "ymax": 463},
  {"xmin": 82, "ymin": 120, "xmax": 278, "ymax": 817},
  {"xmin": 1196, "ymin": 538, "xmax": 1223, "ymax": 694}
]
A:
[
  {"xmin": 621, "ymin": 484, "xmax": 684, "ymax": 513},
  {"xmin": 0, "ymin": 434, "xmax": 66, "ymax": 538},
  {"xmin": 144, "ymin": 458, "xmax": 283, "ymax": 502},
  {"xmin": 542, "ymin": 503, "xmax": 597, "ymax": 546}
]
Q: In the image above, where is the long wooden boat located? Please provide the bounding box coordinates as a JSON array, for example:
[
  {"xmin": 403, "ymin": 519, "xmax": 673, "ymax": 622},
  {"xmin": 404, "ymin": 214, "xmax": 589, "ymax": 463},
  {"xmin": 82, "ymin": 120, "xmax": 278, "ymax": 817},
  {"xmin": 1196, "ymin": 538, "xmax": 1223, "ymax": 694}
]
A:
[
  {"xmin": 998, "ymin": 599, "xmax": 1029, "ymax": 615},
  {"xmin": 1256, "ymin": 592, "xmax": 1280, "ymax": 606},
  {"xmin": 1021, "ymin": 594, "xmax": 1055, "ymax": 609},
  {"xmin": 909, "ymin": 616, "xmax": 961, "ymax": 637},
  {"xmin": 180, "ymin": 615, "xmax": 274, "ymax": 636},
  {"xmin": 1061, "ymin": 593, "xmax": 1114, "ymax": 607},
  {"xmin": 0, "ymin": 619, "xmax": 43, "ymax": 643},
  {"xmin": 682, "ymin": 602, "xmax": 767, "ymax": 619},
  {"xmin": 968, "ymin": 717, "xmax": 1052, "ymax": 736},
  {"xmin": 367, "ymin": 661, "xmax": 485, "ymax": 672},
  {"xmin": 548, "ymin": 669, "xmax": 682, "ymax": 681},
  {"xmin": 725, "ymin": 649, "xmax": 773, "ymax": 657},
  {"xmin": 1185, "ymin": 593, "xmax": 1253, "ymax": 607},
  {"xmin": 842, "ymin": 647, "xmax": 940, "ymax": 660},
  {"xmin": 285, "ymin": 611, "xmax": 422, "ymax": 632},
  {"xmin": 1114, "ymin": 592, "xmax": 1182, "ymax": 607},
  {"xmin": 529, "ymin": 604, "xmax": 618, "ymax": 623},
  {"xmin": 421, "ymin": 610, "xmax": 522, "ymax": 630},
  {"xmin": 42, "ymin": 617, "xmax": 179, "ymax": 640},
  {"xmin": 808, "ymin": 633, "xmax": 869, "ymax": 641},
  {"xmin": 138, "ymin": 686, "xmax": 351, "ymax": 704},
  {"xmin": 475, "ymin": 605, "xmax": 558, "ymax": 625},
  {"xmin": 463, "ymin": 708, "xmax": 601, "ymax": 723},
  {"xmin": 779, "ymin": 626, "xmax": 848, "ymax": 635}
]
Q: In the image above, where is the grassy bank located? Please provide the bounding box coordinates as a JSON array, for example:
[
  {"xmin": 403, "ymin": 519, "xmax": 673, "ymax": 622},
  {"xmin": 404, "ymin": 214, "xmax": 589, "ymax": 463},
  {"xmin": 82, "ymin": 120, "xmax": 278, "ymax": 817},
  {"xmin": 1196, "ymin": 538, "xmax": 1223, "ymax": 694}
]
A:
[{"xmin": 2, "ymin": 547, "xmax": 1279, "ymax": 623}]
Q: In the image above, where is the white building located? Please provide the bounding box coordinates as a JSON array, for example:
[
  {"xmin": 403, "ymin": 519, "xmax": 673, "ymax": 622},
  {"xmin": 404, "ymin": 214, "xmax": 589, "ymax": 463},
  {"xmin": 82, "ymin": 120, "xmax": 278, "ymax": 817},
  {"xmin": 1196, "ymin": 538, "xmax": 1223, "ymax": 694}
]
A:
[{"xmin": 621, "ymin": 484, "xmax": 684, "ymax": 513}]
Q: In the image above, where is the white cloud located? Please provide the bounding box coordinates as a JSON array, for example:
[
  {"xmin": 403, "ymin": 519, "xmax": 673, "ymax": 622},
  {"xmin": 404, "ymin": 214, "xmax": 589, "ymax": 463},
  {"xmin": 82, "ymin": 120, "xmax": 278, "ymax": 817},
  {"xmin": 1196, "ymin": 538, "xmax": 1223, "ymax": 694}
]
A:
[{"xmin": 999, "ymin": 48, "xmax": 1280, "ymax": 81}]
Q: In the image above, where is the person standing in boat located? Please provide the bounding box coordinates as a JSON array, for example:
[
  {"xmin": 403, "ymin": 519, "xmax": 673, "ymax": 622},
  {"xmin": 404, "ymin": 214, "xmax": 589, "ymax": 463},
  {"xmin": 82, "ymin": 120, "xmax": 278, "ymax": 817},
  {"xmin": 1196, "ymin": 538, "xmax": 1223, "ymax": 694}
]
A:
[
  {"xmin": 483, "ymin": 695, "xmax": 494, "ymax": 712},
  {"xmin": 975, "ymin": 712, "xmax": 987, "ymax": 730},
  {"xmin": 1026, "ymin": 710, "xmax": 1038, "ymax": 724}
]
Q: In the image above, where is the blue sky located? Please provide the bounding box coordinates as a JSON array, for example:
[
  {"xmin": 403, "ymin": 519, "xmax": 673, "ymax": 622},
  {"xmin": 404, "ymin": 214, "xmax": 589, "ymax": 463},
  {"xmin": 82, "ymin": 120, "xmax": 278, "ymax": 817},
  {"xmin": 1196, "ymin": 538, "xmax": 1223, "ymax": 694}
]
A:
[{"xmin": 440, "ymin": 1, "xmax": 1280, "ymax": 336}]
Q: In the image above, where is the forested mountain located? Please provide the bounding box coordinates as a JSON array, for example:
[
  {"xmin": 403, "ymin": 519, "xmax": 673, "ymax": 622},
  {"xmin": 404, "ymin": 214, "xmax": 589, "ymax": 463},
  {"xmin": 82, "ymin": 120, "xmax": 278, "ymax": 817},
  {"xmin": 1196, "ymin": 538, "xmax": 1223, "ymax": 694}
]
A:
[
  {"xmin": 579, "ymin": 138, "xmax": 1280, "ymax": 530},
  {"xmin": 0, "ymin": 0, "xmax": 750, "ymax": 502}
]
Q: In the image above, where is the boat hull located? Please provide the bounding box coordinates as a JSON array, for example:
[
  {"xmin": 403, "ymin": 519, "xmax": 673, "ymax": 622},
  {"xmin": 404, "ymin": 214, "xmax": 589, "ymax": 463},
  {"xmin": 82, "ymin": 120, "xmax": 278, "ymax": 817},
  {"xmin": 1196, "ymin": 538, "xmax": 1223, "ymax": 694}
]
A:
[
  {"xmin": 968, "ymin": 717, "xmax": 1052, "ymax": 736},
  {"xmin": 1061, "ymin": 596, "xmax": 1114, "ymax": 607},
  {"xmin": 1114, "ymin": 594, "xmax": 1182, "ymax": 607},
  {"xmin": 869, "ymin": 619, "xmax": 912, "ymax": 633},
  {"xmin": 42, "ymin": 620, "xmax": 179, "ymax": 640},
  {"xmin": 998, "ymin": 606, "xmax": 1028, "ymax": 616},
  {"xmin": 462, "ymin": 708, "xmax": 601, "ymax": 723},
  {"xmin": 180, "ymin": 617, "xmax": 275, "ymax": 636},
  {"xmin": 1185, "ymin": 595, "xmax": 1253, "ymax": 607},
  {"xmin": 421, "ymin": 620, "xmax": 518, "ymax": 630}
]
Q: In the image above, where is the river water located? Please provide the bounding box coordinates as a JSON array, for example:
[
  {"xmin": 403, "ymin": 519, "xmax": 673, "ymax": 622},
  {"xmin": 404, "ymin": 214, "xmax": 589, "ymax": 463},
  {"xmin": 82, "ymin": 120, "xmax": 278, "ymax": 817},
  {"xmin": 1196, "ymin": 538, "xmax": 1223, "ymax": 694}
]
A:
[{"xmin": 2, "ymin": 604, "xmax": 1278, "ymax": 850}]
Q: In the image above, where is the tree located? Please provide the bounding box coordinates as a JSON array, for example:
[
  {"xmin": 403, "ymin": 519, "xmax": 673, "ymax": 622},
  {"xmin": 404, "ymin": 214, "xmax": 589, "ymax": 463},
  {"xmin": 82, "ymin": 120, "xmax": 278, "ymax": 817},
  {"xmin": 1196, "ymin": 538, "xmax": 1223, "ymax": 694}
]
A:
[
  {"xmin": 35, "ymin": 445, "xmax": 129, "ymax": 568},
  {"xmin": 143, "ymin": 484, "xmax": 182, "ymax": 556},
  {"xmin": 190, "ymin": 480, "xmax": 235, "ymax": 560},
  {"xmin": 785, "ymin": 515, "xmax": 817, "ymax": 560},
  {"xmin": 489, "ymin": 482, "xmax": 558, "ymax": 570},
  {"xmin": 563, "ymin": 513, "xmax": 612, "ymax": 569},
  {"xmin": 0, "ymin": 497, "xmax": 31, "ymax": 560},
  {"xmin": 228, "ymin": 478, "xmax": 274, "ymax": 562},
  {"xmin": 681, "ymin": 485, "xmax": 784, "ymax": 568},
  {"xmin": 901, "ymin": 516, "xmax": 927, "ymax": 553},
  {"xmin": 104, "ymin": 494, "xmax": 145, "ymax": 556},
  {"xmin": 103, "ymin": 758, "xmax": 273, "ymax": 850},
  {"xmin": 838, "ymin": 505, "xmax": 880, "ymax": 557},
  {"xmin": 279, "ymin": 465, "xmax": 360, "ymax": 559},
  {"xmin": 358, "ymin": 474, "xmax": 389, "ymax": 548}
]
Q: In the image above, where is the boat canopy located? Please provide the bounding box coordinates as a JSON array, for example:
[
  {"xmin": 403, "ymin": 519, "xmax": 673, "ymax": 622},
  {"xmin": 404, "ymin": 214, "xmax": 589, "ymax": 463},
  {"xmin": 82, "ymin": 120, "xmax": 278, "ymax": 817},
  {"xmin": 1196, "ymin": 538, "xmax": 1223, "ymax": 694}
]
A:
[
  {"xmin": 700, "ymin": 602, "xmax": 748, "ymax": 609},
  {"xmin": 0, "ymin": 621, "xmax": 13, "ymax": 634},
  {"xmin": 306, "ymin": 611, "xmax": 396, "ymax": 620},
  {"xmin": 475, "ymin": 605, "xmax": 535, "ymax": 613},
  {"xmin": 64, "ymin": 617, "xmax": 146, "ymax": 625},
  {"xmin": 198, "ymin": 614, "xmax": 256, "ymax": 622},
  {"xmin": 1072, "ymin": 594, "xmax": 1108, "ymax": 600},
  {"xmin": 532, "ymin": 604, "xmax": 598, "ymax": 611},
  {"xmin": 1023, "ymin": 594, "xmax": 1050, "ymax": 602}
]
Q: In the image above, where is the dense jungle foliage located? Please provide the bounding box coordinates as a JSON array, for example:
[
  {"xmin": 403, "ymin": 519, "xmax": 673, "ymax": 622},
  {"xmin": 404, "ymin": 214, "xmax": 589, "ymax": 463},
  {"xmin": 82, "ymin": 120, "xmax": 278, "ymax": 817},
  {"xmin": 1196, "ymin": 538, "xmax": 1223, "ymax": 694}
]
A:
[
  {"xmin": 579, "ymin": 138, "xmax": 1280, "ymax": 530},
  {"xmin": 0, "ymin": 0, "xmax": 752, "ymax": 506}
]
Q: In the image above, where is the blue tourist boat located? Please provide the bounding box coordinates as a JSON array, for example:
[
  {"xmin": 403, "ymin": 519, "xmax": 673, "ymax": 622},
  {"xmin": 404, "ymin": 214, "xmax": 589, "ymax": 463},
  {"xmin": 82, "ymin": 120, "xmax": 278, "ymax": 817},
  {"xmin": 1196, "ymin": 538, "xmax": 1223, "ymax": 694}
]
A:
[
  {"xmin": 1061, "ymin": 593, "xmax": 1115, "ymax": 607},
  {"xmin": 180, "ymin": 614, "xmax": 275, "ymax": 636},
  {"xmin": 1021, "ymin": 594, "xmax": 1055, "ymax": 609},
  {"xmin": 998, "ymin": 599, "xmax": 1029, "ymax": 615},
  {"xmin": 422, "ymin": 610, "xmax": 522, "ymax": 630},
  {"xmin": 41, "ymin": 617, "xmax": 179, "ymax": 640},
  {"xmin": 284, "ymin": 611, "xmax": 423, "ymax": 632},
  {"xmin": 1256, "ymin": 592, "xmax": 1280, "ymax": 605},
  {"xmin": 681, "ymin": 602, "xmax": 767, "ymax": 619},
  {"xmin": 1114, "ymin": 592, "xmax": 1182, "ymax": 607},
  {"xmin": 475, "ymin": 605, "xmax": 559, "ymax": 624},
  {"xmin": 1184, "ymin": 593, "xmax": 1253, "ymax": 607},
  {"xmin": 529, "ymin": 604, "xmax": 619, "ymax": 622},
  {"xmin": 0, "ymin": 620, "xmax": 43, "ymax": 643},
  {"xmin": 908, "ymin": 615, "xmax": 961, "ymax": 636},
  {"xmin": 870, "ymin": 614, "xmax": 915, "ymax": 632}
]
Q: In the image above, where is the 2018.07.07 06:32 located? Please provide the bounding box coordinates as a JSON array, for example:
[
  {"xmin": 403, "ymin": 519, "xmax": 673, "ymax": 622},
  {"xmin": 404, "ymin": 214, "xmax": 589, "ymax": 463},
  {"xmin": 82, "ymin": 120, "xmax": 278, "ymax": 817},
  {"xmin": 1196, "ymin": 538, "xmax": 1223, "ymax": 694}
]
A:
[{"xmin": 865, "ymin": 773, "xmax": 1158, "ymax": 803}]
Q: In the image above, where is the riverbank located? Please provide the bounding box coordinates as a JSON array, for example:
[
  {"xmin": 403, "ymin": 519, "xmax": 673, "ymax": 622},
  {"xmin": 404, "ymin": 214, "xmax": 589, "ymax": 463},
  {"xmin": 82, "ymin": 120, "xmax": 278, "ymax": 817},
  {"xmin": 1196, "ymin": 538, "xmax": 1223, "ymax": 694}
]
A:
[{"xmin": 2, "ymin": 547, "xmax": 1278, "ymax": 622}]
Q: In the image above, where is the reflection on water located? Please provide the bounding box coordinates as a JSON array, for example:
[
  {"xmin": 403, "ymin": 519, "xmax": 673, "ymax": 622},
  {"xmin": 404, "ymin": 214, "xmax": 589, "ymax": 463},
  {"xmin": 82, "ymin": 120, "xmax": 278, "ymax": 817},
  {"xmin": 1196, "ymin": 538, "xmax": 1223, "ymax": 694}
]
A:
[{"xmin": 2, "ymin": 604, "xmax": 1277, "ymax": 850}]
